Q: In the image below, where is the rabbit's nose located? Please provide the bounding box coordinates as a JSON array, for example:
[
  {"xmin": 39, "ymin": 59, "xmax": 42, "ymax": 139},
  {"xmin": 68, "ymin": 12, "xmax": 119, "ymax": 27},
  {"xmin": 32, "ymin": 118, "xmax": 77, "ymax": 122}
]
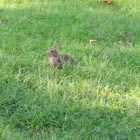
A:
[{"xmin": 46, "ymin": 51, "xmax": 50, "ymax": 56}]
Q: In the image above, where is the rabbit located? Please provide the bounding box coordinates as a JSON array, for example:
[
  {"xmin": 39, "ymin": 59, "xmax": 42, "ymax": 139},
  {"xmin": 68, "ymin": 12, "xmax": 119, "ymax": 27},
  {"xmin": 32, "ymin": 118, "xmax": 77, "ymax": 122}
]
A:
[{"xmin": 46, "ymin": 42, "xmax": 75, "ymax": 68}]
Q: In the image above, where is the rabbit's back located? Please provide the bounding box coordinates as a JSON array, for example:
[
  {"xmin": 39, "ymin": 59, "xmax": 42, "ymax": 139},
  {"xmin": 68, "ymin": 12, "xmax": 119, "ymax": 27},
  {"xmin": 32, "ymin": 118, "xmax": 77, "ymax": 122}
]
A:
[{"xmin": 59, "ymin": 55, "xmax": 75, "ymax": 64}]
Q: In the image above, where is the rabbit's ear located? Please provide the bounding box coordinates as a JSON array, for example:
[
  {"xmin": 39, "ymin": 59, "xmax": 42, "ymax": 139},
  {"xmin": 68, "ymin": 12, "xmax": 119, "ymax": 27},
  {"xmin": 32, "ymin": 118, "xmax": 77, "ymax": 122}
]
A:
[{"xmin": 55, "ymin": 42, "xmax": 60, "ymax": 51}]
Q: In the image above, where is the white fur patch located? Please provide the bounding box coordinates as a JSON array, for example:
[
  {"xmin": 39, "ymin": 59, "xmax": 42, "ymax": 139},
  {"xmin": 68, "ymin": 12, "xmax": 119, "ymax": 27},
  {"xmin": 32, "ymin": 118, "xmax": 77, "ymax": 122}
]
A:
[{"xmin": 50, "ymin": 57, "xmax": 58, "ymax": 65}]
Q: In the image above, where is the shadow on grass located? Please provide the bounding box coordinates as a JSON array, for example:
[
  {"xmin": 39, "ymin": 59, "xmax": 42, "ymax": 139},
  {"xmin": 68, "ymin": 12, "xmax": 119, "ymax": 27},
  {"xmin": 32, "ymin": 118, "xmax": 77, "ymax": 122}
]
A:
[{"xmin": 0, "ymin": 92, "xmax": 139, "ymax": 139}]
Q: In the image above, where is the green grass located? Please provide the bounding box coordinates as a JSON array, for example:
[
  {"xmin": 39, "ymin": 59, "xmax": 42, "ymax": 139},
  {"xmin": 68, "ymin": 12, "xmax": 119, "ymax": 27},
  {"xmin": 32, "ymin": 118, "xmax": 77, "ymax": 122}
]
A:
[{"xmin": 0, "ymin": 0, "xmax": 140, "ymax": 139}]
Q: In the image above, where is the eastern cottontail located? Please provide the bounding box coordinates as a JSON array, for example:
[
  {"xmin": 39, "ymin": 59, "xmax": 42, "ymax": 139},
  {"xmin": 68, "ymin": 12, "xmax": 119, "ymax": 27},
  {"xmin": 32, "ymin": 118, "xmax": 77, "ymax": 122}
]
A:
[{"xmin": 46, "ymin": 42, "xmax": 75, "ymax": 68}]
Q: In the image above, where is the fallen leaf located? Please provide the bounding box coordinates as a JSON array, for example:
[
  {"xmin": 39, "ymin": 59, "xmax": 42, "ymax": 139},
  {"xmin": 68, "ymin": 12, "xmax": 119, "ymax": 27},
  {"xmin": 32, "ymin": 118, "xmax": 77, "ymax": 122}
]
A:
[
  {"xmin": 90, "ymin": 40, "xmax": 97, "ymax": 43},
  {"xmin": 107, "ymin": 1, "xmax": 114, "ymax": 4},
  {"xmin": 103, "ymin": 1, "xmax": 114, "ymax": 5}
]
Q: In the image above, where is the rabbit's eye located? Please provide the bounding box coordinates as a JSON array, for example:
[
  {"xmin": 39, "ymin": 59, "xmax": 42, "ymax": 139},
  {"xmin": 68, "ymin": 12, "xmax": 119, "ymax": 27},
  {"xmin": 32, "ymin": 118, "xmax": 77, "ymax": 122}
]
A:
[{"xmin": 50, "ymin": 50, "xmax": 53, "ymax": 52}]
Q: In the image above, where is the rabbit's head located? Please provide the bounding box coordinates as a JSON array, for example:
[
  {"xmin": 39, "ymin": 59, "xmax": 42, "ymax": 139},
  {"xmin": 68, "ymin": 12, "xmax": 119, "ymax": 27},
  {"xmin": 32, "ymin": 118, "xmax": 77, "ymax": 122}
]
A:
[{"xmin": 46, "ymin": 42, "xmax": 60, "ymax": 57}]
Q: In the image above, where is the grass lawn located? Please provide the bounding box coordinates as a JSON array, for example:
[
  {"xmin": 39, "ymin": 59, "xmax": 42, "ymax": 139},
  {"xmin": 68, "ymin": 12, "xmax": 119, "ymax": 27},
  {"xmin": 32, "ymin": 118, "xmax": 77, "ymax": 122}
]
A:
[{"xmin": 0, "ymin": 0, "xmax": 140, "ymax": 139}]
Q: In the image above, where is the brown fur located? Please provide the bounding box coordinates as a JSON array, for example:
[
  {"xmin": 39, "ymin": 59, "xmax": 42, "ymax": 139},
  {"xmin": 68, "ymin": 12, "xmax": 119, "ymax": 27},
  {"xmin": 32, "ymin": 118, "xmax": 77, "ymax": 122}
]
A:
[{"xmin": 46, "ymin": 42, "xmax": 75, "ymax": 68}]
